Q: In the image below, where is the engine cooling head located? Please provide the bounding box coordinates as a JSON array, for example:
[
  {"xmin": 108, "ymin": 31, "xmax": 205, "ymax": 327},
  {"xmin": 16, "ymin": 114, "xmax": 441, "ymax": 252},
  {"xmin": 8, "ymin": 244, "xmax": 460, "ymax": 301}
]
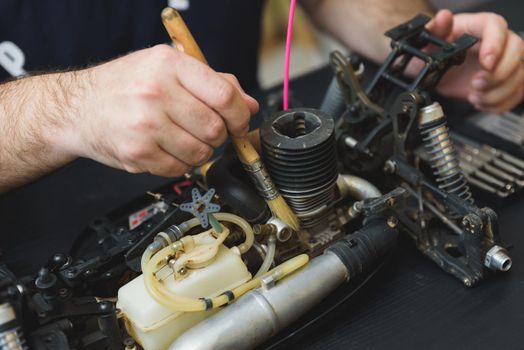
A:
[{"xmin": 260, "ymin": 108, "xmax": 338, "ymax": 228}]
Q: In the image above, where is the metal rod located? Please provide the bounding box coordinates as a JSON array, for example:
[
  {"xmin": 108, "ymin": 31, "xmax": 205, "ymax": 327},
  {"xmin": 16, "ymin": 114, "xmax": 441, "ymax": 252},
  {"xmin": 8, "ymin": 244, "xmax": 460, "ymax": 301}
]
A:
[
  {"xmin": 467, "ymin": 176, "xmax": 510, "ymax": 198},
  {"xmin": 473, "ymin": 117, "xmax": 523, "ymax": 144},
  {"xmin": 460, "ymin": 161, "xmax": 510, "ymax": 190},
  {"xmin": 403, "ymin": 185, "xmax": 463, "ymax": 235},
  {"xmin": 483, "ymin": 144, "xmax": 524, "ymax": 170},
  {"xmin": 463, "ymin": 145, "xmax": 524, "ymax": 177}
]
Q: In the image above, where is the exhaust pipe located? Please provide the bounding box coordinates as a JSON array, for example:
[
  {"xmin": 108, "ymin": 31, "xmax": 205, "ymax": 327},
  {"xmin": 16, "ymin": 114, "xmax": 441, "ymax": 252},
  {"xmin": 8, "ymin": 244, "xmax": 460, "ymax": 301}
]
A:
[{"xmin": 168, "ymin": 218, "xmax": 397, "ymax": 350}]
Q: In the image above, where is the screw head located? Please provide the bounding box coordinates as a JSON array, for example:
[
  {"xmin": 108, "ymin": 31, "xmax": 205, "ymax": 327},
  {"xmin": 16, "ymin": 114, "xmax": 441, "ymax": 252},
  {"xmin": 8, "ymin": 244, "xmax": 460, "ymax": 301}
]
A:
[
  {"xmin": 53, "ymin": 253, "xmax": 66, "ymax": 264},
  {"xmin": 83, "ymin": 269, "xmax": 96, "ymax": 278},
  {"xmin": 124, "ymin": 337, "xmax": 136, "ymax": 347},
  {"xmin": 387, "ymin": 216, "xmax": 399, "ymax": 229},
  {"xmin": 461, "ymin": 214, "xmax": 481, "ymax": 233},
  {"xmin": 116, "ymin": 226, "xmax": 127, "ymax": 235},
  {"xmin": 98, "ymin": 300, "xmax": 114, "ymax": 312},
  {"xmin": 45, "ymin": 335, "xmax": 54, "ymax": 343},
  {"xmin": 383, "ymin": 160, "xmax": 397, "ymax": 174}
]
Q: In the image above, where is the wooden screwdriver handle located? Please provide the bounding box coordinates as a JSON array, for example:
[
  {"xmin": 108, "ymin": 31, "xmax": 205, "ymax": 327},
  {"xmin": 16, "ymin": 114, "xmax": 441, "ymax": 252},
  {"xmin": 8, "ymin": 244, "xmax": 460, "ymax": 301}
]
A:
[
  {"xmin": 231, "ymin": 137, "xmax": 260, "ymax": 165},
  {"xmin": 161, "ymin": 7, "xmax": 207, "ymax": 65},
  {"xmin": 161, "ymin": 7, "xmax": 260, "ymax": 166}
]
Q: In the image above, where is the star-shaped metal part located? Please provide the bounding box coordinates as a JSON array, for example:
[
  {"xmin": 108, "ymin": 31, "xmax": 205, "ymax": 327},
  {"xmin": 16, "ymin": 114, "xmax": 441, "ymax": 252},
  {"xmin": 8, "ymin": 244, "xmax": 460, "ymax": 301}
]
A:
[{"xmin": 179, "ymin": 188, "xmax": 221, "ymax": 228}]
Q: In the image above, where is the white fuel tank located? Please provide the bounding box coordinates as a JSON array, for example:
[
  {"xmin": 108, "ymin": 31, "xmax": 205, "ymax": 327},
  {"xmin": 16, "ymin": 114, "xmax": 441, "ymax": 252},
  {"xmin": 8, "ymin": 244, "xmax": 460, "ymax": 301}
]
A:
[{"xmin": 117, "ymin": 244, "xmax": 251, "ymax": 350}]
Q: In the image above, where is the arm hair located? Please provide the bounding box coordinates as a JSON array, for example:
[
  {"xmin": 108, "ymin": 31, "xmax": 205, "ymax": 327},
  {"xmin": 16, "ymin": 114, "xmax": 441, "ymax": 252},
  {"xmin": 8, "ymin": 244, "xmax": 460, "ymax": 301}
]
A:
[{"xmin": 0, "ymin": 70, "xmax": 90, "ymax": 192}]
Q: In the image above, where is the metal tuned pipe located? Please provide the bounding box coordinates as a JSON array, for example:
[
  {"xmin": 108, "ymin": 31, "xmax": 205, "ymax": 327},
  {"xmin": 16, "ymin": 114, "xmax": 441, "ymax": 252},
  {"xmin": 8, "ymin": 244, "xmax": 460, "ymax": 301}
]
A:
[
  {"xmin": 169, "ymin": 253, "xmax": 348, "ymax": 350},
  {"xmin": 168, "ymin": 220, "xmax": 397, "ymax": 350}
]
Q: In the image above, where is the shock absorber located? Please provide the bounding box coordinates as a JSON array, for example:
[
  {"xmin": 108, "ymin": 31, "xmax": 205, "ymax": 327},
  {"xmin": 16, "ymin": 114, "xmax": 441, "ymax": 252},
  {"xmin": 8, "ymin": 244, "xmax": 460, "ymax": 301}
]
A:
[
  {"xmin": 0, "ymin": 303, "xmax": 27, "ymax": 350},
  {"xmin": 418, "ymin": 102, "xmax": 473, "ymax": 203}
]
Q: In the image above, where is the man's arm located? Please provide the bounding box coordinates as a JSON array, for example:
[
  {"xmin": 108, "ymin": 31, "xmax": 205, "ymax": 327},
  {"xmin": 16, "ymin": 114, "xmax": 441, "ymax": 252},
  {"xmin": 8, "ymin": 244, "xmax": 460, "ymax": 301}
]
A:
[
  {"xmin": 301, "ymin": 0, "xmax": 524, "ymax": 113},
  {"xmin": 301, "ymin": 0, "xmax": 434, "ymax": 63},
  {"xmin": 0, "ymin": 73, "xmax": 79, "ymax": 192},
  {"xmin": 0, "ymin": 45, "xmax": 258, "ymax": 193}
]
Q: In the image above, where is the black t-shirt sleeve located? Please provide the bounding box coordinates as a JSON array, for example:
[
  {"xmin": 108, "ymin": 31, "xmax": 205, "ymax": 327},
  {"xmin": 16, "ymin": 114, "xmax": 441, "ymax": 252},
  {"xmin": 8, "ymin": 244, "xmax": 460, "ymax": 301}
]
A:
[{"xmin": 0, "ymin": 0, "xmax": 264, "ymax": 91}]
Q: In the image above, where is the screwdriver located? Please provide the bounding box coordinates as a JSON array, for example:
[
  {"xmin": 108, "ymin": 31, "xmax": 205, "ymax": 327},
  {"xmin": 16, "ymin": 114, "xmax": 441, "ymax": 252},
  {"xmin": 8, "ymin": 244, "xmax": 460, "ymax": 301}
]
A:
[{"xmin": 160, "ymin": 7, "xmax": 300, "ymax": 231}]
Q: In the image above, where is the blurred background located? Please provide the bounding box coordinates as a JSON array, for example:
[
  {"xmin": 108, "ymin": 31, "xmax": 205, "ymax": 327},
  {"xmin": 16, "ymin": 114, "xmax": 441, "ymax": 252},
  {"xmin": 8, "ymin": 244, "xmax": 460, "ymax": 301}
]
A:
[{"xmin": 257, "ymin": 0, "xmax": 491, "ymax": 89}]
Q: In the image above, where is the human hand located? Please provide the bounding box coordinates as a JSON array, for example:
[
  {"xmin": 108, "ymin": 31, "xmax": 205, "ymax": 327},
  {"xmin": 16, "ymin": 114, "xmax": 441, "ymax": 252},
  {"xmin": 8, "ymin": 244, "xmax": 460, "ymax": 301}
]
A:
[
  {"xmin": 427, "ymin": 9, "xmax": 524, "ymax": 113},
  {"xmin": 59, "ymin": 44, "xmax": 258, "ymax": 177}
]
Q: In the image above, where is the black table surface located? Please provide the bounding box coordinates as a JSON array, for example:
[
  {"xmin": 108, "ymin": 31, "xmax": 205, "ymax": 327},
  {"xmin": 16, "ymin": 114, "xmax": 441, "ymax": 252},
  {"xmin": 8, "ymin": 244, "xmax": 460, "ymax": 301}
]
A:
[{"xmin": 1, "ymin": 1, "xmax": 523, "ymax": 349}]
